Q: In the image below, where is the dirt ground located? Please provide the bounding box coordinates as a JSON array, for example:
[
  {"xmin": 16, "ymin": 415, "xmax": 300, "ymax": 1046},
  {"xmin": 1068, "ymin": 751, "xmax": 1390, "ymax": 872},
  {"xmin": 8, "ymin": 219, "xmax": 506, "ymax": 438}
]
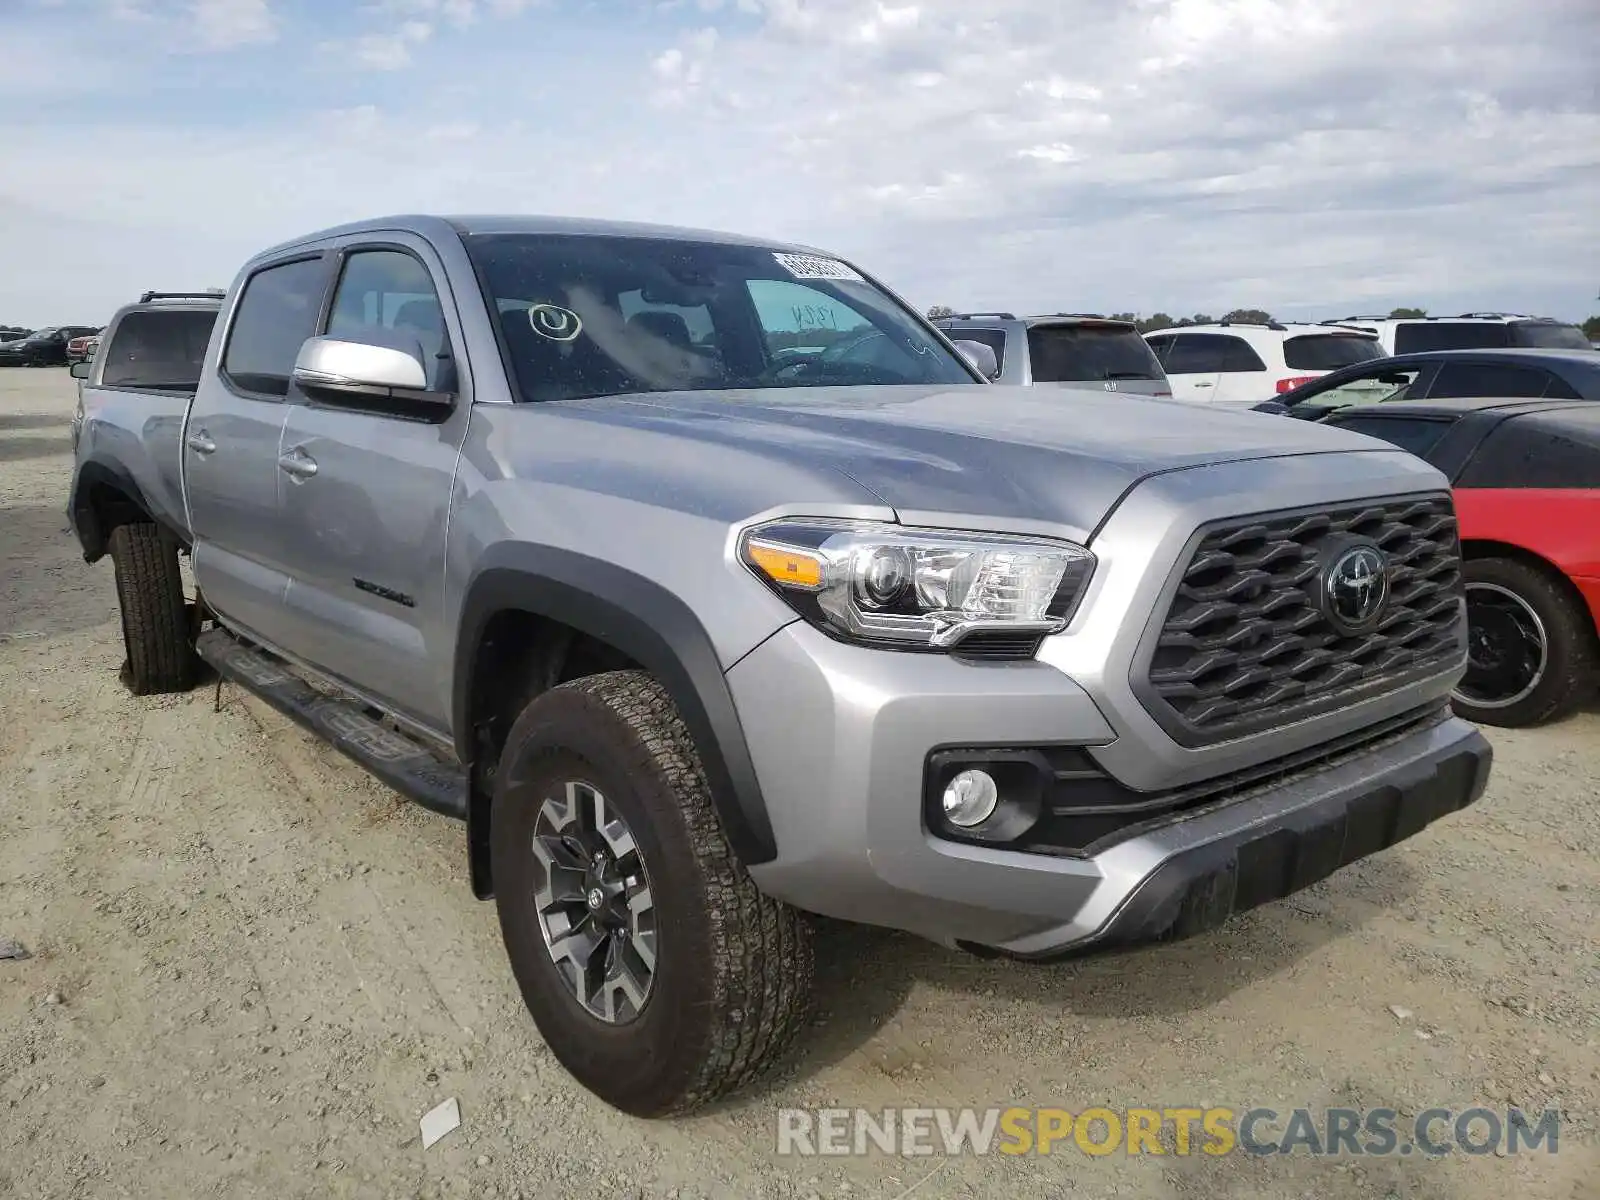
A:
[{"xmin": 1, "ymin": 367, "xmax": 1596, "ymax": 1200}]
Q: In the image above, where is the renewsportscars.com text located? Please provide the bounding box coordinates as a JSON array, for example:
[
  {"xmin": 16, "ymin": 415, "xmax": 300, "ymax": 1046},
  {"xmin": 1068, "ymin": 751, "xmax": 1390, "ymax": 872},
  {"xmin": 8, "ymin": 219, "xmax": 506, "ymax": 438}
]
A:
[{"xmin": 775, "ymin": 1106, "xmax": 1561, "ymax": 1158}]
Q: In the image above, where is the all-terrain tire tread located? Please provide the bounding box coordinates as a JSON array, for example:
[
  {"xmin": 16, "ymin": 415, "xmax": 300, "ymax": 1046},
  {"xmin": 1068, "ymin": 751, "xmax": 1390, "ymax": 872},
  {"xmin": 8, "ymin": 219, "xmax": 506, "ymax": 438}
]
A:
[
  {"xmin": 505, "ymin": 670, "xmax": 812, "ymax": 1114},
  {"xmin": 108, "ymin": 522, "xmax": 193, "ymax": 695}
]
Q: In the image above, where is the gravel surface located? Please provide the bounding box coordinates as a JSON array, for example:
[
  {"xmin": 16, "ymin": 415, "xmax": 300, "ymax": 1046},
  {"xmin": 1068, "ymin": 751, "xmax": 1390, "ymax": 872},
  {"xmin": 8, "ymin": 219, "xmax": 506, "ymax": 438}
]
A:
[{"xmin": 2, "ymin": 368, "xmax": 1596, "ymax": 1198}]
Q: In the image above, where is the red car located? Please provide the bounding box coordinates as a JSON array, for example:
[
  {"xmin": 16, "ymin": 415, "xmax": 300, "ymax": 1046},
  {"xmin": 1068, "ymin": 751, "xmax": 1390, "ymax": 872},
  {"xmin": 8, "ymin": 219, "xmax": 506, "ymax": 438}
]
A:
[
  {"xmin": 66, "ymin": 329, "xmax": 103, "ymax": 365},
  {"xmin": 1316, "ymin": 397, "xmax": 1599, "ymax": 726}
]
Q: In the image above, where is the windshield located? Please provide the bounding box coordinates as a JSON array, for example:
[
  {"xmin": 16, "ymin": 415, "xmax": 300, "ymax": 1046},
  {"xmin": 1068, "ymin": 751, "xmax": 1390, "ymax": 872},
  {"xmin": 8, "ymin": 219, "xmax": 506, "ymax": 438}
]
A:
[
  {"xmin": 1025, "ymin": 323, "xmax": 1164, "ymax": 382},
  {"xmin": 1283, "ymin": 333, "xmax": 1385, "ymax": 370},
  {"xmin": 1511, "ymin": 322, "xmax": 1591, "ymax": 350},
  {"xmin": 463, "ymin": 233, "xmax": 976, "ymax": 403},
  {"xmin": 26, "ymin": 327, "xmax": 59, "ymax": 341}
]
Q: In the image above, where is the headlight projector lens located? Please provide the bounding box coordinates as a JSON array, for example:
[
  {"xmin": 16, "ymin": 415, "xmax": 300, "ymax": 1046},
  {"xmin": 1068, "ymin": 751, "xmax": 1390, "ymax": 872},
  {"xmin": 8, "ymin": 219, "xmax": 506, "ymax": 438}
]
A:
[{"xmin": 859, "ymin": 546, "xmax": 912, "ymax": 608}]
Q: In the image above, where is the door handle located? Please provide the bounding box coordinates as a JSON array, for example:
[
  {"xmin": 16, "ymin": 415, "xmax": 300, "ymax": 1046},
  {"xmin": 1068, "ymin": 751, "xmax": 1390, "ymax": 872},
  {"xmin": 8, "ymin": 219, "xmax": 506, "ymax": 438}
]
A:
[
  {"xmin": 278, "ymin": 448, "xmax": 319, "ymax": 479},
  {"xmin": 186, "ymin": 429, "xmax": 217, "ymax": 455},
  {"xmin": 1193, "ymin": 381, "xmax": 1215, "ymax": 388}
]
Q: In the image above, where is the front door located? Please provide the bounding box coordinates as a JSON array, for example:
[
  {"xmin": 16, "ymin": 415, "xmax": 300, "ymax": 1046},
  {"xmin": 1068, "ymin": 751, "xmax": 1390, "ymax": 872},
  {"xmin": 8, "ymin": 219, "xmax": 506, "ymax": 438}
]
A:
[
  {"xmin": 275, "ymin": 239, "xmax": 473, "ymax": 732},
  {"xmin": 185, "ymin": 254, "xmax": 332, "ymax": 646}
]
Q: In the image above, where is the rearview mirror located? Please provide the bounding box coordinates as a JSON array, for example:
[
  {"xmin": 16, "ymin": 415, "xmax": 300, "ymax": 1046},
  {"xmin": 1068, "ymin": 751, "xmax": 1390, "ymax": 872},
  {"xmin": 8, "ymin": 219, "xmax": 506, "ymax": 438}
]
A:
[
  {"xmin": 951, "ymin": 339, "xmax": 999, "ymax": 381},
  {"xmin": 69, "ymin": 361, "xmax": 91, "ymax": 380},
  {"xmin": 291, "ymin": 334, "xmax": 453, "ymax": 415}
]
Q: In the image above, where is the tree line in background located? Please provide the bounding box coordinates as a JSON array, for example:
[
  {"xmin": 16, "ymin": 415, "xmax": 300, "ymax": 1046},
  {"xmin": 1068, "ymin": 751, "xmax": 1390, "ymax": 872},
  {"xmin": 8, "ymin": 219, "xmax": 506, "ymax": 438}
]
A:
[{"xmin": 927, "ymin": 306, "xmax": 1600, "ymax": 341}]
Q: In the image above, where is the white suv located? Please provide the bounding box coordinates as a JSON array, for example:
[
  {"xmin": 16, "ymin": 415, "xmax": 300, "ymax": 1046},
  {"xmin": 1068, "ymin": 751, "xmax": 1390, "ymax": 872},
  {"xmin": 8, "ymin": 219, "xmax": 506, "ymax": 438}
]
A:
[
  {"xmin": 1322, "ymin": 313, "xmax": 1593, "ymax": 356},
  {"xmin": 1144, "ymin": 322, "xmax": 1384, "ymax": 406}
]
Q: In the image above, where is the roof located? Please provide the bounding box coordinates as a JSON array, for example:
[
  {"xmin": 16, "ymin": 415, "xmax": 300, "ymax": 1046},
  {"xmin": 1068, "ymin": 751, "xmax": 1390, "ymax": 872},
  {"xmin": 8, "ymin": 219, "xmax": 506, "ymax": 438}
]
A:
[
  {"xmin": 1346, "ymin": 397, "xmax": 1593, "ymax": 417},
  {"xmin": 1325, "ymin": 313, "xmax": 1567, "ymax": 325},
  {"xmin": 936, "ymin": 313, "xmax": 1141, "ymax": 329},
  {"xmin": 251, "ymin": 213, "xmax": 829, "ymax": 262},
  {"xmin": 1382, "ymin": 347, "xmax": 1600, "ymax": 368},
  {"xmin": 1147, "ymin": 321, "xmax": 1377, "ymax": 336}
]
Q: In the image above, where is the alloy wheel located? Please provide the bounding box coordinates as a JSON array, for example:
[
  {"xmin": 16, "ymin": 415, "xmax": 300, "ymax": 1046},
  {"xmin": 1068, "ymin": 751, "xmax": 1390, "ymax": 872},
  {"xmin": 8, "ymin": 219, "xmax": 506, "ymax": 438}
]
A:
[{"xmin": 529, "ymin": 780, "xmax": 657, "ymax": 1023}]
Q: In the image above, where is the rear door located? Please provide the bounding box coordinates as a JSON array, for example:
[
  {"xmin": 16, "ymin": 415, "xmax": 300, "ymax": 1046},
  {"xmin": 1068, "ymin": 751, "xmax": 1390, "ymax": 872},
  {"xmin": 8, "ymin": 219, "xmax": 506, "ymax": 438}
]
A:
[
  {"xmin": 185, "ymin": 254, "xmax": 333, "ymax": 646},
  {"xmin": 273, "ymin": 236, "xmax": 473, "ymax": 730},
  {"xmin": 1024, "ymin": 321, "xmax": 1169, "ymax": 396},
  {"xmin": 1277, "ymin": 332, "xmax": 1385, "ymax": 397},
  {"xmin": 1149, "ymin": 333, "xmax": 1227, "ymax": 401}
]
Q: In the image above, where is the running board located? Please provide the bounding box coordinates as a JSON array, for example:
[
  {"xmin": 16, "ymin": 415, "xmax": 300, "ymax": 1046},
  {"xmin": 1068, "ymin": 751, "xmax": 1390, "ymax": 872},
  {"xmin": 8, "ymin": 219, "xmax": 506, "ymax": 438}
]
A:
[{"xmin": 196, "ymin": 627, "xmax": 468, "ymax": 821}]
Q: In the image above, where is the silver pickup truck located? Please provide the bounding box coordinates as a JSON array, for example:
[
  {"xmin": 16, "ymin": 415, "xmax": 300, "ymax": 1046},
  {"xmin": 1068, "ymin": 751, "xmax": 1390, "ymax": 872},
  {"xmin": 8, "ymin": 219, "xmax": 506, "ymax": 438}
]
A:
[{"xmin": 69, "ymin": 215, "xmax": 1492, "ymax": 1117}]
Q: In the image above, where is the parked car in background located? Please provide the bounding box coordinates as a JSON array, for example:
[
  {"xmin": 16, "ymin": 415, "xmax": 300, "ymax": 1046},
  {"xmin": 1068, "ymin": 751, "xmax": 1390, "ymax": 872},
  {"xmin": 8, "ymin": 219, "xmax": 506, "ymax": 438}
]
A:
[
  {"xmin": 1262, "ymin": 349, "xmax": 1600, "ymax": 416},
  {"xmin": 1314, "ymin": 398, "xmax": 1598, "ymax": 727},
  {"xmin": 0, "ymin": 329, "xmax": 31, "ymax": 343},
  {"xmin": 1326, "ymin": 313, "xmax": 1592, "ymax": 355},
  {"xmin": 66, "ymin": 329, "xmax": 104, "ymax": 364},
  {"xmin": 932, "ymin": 312, "xmax": 1172, "ymax": 397},
  {"xmin": 1144, "ymin": 321, "xmax": 1384, "ymax": 405},
  {"xmin": 0, "ymin": 324, "xmax": 100, "ymax": 367}
]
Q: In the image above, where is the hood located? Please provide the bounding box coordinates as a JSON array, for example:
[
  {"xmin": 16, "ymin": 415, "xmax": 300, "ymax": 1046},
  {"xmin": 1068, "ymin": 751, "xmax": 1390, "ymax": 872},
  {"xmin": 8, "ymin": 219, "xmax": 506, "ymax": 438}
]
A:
[{"xmin": 563, "ymin": 384, "xmax": 1392, "ymax": 533}]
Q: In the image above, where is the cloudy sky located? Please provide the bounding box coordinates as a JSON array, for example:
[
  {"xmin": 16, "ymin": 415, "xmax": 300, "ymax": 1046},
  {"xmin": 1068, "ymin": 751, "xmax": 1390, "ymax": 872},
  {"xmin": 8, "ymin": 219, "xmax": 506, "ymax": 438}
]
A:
[{"xmin": 3, "ymin": 0, "xmax": 1597, "ymax": 327}]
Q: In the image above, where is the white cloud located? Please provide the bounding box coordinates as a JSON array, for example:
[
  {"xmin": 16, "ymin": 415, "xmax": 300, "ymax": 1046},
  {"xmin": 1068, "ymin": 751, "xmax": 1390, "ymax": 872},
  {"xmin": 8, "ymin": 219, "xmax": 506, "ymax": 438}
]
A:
[
  {"xmin": 334, "ymin": 20, "xmax": 434, "ymax": 70},
  {"xmin": 1, "ymin": 0, "xmax": 1597, "ymax": 325},
  {"xmin": 190, "ymin": 0, "xmax": 276, "ymax": 48}
]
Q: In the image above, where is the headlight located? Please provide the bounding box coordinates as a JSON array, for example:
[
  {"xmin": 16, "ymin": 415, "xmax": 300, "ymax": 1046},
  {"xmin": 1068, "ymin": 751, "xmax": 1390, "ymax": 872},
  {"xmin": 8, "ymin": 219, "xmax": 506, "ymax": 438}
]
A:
[{"xmin": 739, "ymin": 518, "xmax": 1094, "ymax": 655}]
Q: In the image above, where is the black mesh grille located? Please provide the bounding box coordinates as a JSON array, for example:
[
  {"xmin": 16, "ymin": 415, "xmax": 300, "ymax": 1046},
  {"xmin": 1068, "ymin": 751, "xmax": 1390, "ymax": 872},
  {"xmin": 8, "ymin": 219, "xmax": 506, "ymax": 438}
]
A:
[{"xmin": 1142, "ymin": 494, "xmax": 1464, "ymax": 745}]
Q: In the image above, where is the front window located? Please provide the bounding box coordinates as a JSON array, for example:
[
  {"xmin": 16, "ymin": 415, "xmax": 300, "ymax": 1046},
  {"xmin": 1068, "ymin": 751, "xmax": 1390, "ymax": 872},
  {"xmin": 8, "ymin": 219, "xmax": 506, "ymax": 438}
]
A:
[
  {"xmin": 1290, "ymin": 366, "xmax": 1429, "ymax": 411},
  {"xmin": 464, "ymin": 233, "xmax": 975, "ymax": 403}
]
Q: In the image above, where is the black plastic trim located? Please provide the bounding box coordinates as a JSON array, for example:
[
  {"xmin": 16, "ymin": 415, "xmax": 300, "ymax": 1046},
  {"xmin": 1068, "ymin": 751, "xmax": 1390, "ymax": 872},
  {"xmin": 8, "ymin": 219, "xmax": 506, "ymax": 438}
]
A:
[
  {"xmin": 996, "ymin": 725, "xmax": 1493, "ymax": 961},
  {"xmin": 68, "ymin": 458, "xmax": 189, "ymax": 563},
  {"xmin": 454, "ymin": 546, "xmax": 778, "ymax": 868}
]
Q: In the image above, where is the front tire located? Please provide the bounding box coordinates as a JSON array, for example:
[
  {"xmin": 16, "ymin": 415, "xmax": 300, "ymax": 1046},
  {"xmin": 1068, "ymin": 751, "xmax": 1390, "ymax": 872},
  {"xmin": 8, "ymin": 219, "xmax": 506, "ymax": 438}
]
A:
[
  {"xmin": 490, "ymin": 670, "xmax": 813, "ymax": 1117},
  {"xmin": 108, "ymin": 522, "xmax": 196, "ymax": 695},
  {"xmin": 1452, "ymin": 556, "xmax": 1597, "ymax": 727}
]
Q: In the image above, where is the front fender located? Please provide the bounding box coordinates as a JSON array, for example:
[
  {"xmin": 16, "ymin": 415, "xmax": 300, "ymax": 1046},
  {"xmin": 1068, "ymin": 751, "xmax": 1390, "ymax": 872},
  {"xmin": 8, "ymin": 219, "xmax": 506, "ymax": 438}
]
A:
[{"xmin": 454, "ymin": 544, "xmax": 780, "ymax": 869}]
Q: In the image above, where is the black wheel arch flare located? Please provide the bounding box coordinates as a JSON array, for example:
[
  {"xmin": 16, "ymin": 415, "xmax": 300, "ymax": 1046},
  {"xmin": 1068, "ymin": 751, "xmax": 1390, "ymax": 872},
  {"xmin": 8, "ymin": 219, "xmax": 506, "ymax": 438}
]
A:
[{"xmin": 454, "ymin": 544, "xmax": 779, "ymax": 895}]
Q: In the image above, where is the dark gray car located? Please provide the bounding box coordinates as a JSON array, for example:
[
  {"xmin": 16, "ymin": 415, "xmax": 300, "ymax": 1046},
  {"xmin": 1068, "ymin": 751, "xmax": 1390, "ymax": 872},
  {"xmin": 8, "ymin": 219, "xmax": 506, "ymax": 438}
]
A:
[{"xmin": 934, "ymin": 312, "xmax": 1173, "ymax": 397}]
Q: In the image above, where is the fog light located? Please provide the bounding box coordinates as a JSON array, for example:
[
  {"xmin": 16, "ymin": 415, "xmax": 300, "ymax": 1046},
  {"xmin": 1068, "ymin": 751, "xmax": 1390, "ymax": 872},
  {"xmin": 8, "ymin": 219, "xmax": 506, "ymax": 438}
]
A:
[{"xmin": 941, "ymin": 769, "xmax": 999, "ymax": 828}]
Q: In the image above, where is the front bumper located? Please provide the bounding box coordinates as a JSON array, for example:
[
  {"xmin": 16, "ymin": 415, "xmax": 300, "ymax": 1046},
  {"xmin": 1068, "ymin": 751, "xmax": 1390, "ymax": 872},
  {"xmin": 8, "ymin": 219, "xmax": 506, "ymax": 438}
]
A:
[{"xmin": 731, "ymin": 621, "xmax": 1491, "ymax": 956}]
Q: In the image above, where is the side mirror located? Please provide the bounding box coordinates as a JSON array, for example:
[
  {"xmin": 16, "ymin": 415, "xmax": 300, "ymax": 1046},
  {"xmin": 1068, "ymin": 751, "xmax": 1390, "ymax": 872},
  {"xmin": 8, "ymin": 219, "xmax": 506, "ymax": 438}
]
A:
[
  {"xmin": 69, "ymin": 361, "xmax": 91, "ymax": 380},
  {"xmin": 291, "ymin": 334, "xmax": 453, "ymax": 414},
  {"xmin": 951, "ymin": 339, "xmax": 999, "ymax": 381}
]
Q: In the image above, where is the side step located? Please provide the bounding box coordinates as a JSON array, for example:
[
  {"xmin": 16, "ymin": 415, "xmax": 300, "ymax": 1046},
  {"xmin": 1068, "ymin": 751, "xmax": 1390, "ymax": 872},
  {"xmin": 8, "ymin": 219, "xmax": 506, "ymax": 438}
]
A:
[{"xmin": 196, "ymin": 627, "xmax": 468, "ymax": 821}]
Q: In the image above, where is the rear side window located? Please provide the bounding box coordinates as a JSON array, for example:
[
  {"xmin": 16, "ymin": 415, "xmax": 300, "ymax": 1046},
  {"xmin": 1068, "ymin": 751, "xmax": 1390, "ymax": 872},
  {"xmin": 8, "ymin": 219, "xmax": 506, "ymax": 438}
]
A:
[
  {"xmin": 1283, "ymin": 334, "xmax": 1384, "ymax": 370},
  {"xmin": 1026, "ymin": 325, "xmax": 1164, "ymax": 382},
  {"xmin": 1509, "ymin": 322, "xmax": 1592, "ymax": 351},
  {"xmin": 951, "ymin": 327, "xmax": 1007, "ymax": 372},
  {"xmin": 1456, "ymin": 414, "xmax": 1600, "ymax": 488},
  {"xmin": 1428, "ymin": 362, "xmax": 1551, "ymax": 399},
  {"xmin": 222, "ymin": 257, "xmax": 329, "ymax": 396},
  {"xmin": 1323, "ymin": 414, "xmax": 1455, "ymax": 458},
  {"xmin": 99, "ymin": 310, "xmax": 218, "ymax": 391},
  {"xmin": 1394, "ymin": 322, "xmax": 1510, "ymax": 353}
]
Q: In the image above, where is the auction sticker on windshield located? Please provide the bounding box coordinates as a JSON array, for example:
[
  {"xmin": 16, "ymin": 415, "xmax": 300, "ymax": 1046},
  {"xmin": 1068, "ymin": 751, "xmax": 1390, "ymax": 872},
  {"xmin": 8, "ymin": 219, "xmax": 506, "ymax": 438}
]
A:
[{"xmin": 773, "ymin": 252, "xmax": 865, "ymax": 282}]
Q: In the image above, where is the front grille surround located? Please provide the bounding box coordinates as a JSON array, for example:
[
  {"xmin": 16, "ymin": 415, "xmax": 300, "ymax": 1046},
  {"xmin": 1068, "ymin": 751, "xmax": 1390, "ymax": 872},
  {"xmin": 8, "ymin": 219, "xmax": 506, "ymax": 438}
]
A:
[{"xmin": 1135, "ymin": 493, "xmax": 1466, "ymax": 748}]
